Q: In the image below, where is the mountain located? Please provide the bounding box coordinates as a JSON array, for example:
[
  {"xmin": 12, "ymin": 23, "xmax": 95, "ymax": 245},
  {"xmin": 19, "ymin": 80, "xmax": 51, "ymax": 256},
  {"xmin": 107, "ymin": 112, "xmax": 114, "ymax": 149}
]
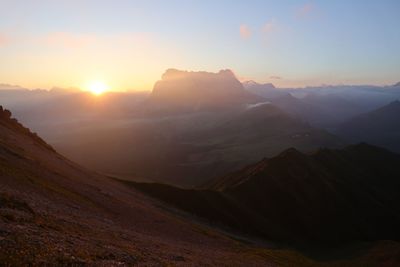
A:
[
  {"xmin": 2, "ymin": 109, "xmax": 399, "ymax": 266},
  {"xmin": 269, "ymin": 94, "xmax": 340, "ymax": 128},
  {"xmin": 338, "ymin": 100, "xmax": 400, "ymax": 152},
  {"xmin": 393, "ymin": 82, "xmax": 400, "ymax": 87},
  {"xmin": 243, "ymin": 81, "xmax": 287, "ymax": 99},
  {"xmin": 129, "ymin": 144, "xmax": 400, "ymax": 248},
  {"xmin": 146, "ymin": 69, "xmax": 262, "ymax": 113},
  {"xmin": 266, "ymin": 93, "xmax": 366, "ymax": 129},
  {"xmin": 301, "ymin": 93, "xmax": 364, "ymax": 123},
  {"xmin": 0, "ymin": 106, "xmax": 276, "ymax": 265}
]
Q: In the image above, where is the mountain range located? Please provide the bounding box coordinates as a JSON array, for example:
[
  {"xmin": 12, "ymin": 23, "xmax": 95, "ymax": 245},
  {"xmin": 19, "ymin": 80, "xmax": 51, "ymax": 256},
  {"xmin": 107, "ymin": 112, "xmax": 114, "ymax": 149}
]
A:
[{"xmin": 2, "ymin": 105, "xmax": 400, "ymax": 265}]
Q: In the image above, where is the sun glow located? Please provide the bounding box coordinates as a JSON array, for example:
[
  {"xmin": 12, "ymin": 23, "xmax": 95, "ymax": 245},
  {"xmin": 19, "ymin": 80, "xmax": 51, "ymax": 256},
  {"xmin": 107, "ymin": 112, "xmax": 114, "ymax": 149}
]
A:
[{"xmin": 87, "ymin": 81, "xmax": 109, "ymax": 95}]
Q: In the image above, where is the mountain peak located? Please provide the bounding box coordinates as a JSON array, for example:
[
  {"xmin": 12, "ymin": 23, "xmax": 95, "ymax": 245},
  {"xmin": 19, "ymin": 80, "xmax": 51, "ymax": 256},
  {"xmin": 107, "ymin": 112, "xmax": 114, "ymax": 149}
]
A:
[
  {"xmin": 161, "ymin": 68, "xmax": 237, "ymax": 80},
  {"xmin": 149, "ymin": 69, "xmax": 260, "ymax": 112}
]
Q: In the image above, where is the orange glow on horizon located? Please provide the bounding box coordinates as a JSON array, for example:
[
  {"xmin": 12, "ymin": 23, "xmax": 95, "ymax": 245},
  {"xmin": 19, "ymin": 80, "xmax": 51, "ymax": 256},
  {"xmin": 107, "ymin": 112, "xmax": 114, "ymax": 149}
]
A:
[{"xmin": 86, "ymin": 81, "xmax": 109, "ymax": 95}]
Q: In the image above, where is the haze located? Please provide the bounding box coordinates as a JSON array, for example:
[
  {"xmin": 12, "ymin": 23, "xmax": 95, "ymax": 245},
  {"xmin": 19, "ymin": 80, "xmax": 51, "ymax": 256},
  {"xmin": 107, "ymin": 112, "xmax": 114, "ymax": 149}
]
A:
[{"xmin": 1, "ymin": 0, "xmax": 400, "ymax": 90}]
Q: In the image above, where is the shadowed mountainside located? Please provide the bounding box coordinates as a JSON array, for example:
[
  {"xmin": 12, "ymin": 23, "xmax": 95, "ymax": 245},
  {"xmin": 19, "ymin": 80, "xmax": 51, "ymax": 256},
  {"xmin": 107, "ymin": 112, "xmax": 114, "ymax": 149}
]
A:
[{"xmin": 127, "ymin": 143, "xmax": 400, "ymax": 248}]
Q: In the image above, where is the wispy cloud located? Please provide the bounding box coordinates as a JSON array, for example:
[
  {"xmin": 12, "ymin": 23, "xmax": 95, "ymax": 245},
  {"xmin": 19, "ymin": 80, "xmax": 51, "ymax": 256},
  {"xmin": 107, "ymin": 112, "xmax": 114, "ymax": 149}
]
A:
[
  {"xmin": 261, "ymin": 19, "xmax": 278, "ymax": 43},
  {"xmin": 296, "ymin": 3, "xmax": 317, "ymax": 19},
  {"xmin": 239, "ymin": 24, "xmax": 252, "ymax": 40},
  {"xmin": 270, "ymin": 75, "xmax": 282, "ymax": 80}
]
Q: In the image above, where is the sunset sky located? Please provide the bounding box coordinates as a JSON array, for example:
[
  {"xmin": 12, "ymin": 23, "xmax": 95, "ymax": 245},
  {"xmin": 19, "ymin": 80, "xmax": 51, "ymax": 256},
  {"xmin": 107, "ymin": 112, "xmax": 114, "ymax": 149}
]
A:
[{"xmin": 1, "ymin": 0, "xmax": 399, "ymax": 90}]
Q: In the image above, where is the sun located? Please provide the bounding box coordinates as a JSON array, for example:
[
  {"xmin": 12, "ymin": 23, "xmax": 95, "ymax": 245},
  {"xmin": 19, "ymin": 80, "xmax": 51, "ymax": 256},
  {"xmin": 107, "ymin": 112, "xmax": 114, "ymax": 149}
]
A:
[{"xmin": 87, "ymin": 81, "xmax": 109, "ymax": 95}]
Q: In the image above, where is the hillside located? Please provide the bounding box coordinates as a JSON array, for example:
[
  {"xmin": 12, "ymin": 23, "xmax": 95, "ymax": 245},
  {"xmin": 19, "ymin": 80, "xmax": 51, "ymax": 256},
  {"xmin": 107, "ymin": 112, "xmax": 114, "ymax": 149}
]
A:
[
  {"xmin": 0, "ymin": 106, "xmax": 276, "ymax": 265},
  {"xmin": 338, "ymin": 100, "xmax": 400, "ymax": 152}
]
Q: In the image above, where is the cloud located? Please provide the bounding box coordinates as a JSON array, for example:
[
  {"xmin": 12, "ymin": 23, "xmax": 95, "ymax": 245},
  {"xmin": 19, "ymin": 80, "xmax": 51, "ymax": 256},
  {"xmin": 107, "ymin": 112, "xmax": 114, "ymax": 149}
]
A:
[
  {"xmin": 270, "ymin": 76, "xmax": 282, "ymax": 80},
  {"xmin": 262, "ymin": 20, "xmax": 277, "ymax": 34},
  {"xmin": 239, "ymin": 24, "xmax": 252, "ymax": 40},
  {"xmin": 261, "ymin": 19, "xmax": 278, "ymax": 42},
  {"xmin": 296, "ymin": 3, "xmax": 316, "ymax": 19}
]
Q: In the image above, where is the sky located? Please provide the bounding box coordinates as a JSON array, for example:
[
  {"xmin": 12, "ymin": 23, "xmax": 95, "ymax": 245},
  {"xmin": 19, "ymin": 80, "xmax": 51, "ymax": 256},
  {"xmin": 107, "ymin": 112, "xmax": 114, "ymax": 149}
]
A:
[{"xmin": 0, "ymin": 0, "xmax": 399, "ymax": 91}]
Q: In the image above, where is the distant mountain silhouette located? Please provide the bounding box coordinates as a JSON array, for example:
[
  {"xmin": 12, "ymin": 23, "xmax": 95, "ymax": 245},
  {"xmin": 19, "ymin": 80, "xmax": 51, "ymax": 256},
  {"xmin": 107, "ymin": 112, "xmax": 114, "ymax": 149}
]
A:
[
  {"xmin": 146, "ymin": 69, "xmax": 262, "ymax": 113},
  {"xmin": 129, "ymin": 143, "xmax": 400, "ymax": 247},
  {"xmin": 393, "ymin": 82, "xmax": 400, "ymax": 87},
  {"xmin": 338, "ymin": 100, "xmax": 400, "ymax": 152}
]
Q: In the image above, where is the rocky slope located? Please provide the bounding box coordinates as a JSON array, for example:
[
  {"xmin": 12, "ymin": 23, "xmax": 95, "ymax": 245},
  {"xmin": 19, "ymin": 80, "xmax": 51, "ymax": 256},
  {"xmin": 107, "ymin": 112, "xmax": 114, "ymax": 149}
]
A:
[{"xmin": 0, "ymin": 106, "xmax": 274, "ymax": 266}]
